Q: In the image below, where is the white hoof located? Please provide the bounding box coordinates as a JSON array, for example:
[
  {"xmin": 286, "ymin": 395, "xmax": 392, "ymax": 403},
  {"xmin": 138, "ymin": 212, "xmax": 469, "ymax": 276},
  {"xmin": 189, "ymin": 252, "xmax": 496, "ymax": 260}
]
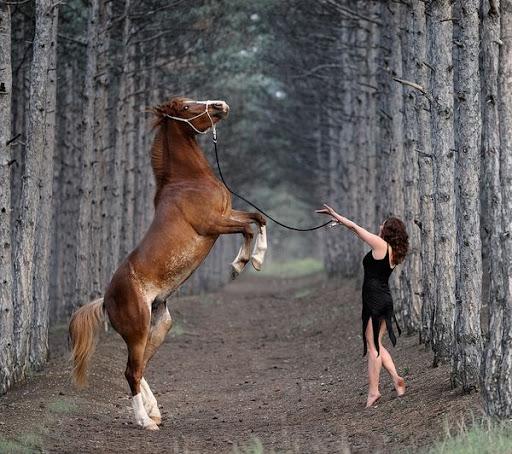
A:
[
  {"xmin": 132, "ymin": 393, "xmax": 158, "ymax": 430},
  {"xmin": 144, "ymin": 421, "xmax": 159, "ymax": 431},
  {"xmin": 150, "ymin": 415, "xmax": 162, "ymax": 425},
  {"xmin": 251, "ymin": 256, "xmax": 263, "ymax": 271},
  {"xmin": 148, "ymin": 404, "xmax": 162, "ymax": 425},
  {"xmin": 231, "ymin": 264, "xmax": 240, "ymax": 280}
]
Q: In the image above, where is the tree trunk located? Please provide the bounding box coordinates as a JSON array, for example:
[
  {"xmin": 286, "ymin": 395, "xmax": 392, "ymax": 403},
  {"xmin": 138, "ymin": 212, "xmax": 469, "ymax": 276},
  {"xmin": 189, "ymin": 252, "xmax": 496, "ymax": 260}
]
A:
[
  {"xmin": 385, "ymin": 2, "xmax": 406, "ymax": 325},
  {"xmin": 94, "ymin": 0, "xmax": 112, "ymax": 293},
  {"xmin": 0, "ymin": 2, "xmax": 14, "ymax": 394},
  {"xmin": 108, "ymin": 0, "xmax": 131, "ymax": 277},
  {"xmin": 451, "ymin": 0, "xmax": 482, "ymax": 392},
  {"xmin": 482, "ymin": 0, "xmax": 512, "ymax": 417},
  {"xmin": 30, "ymin": 3, "xmax": 58, "ymax": 369},
  {"xmin": 120, "ymin": 41, "xmax": 136, "ymax": 258},
  {"xmin": 76, "ymin": 0, "xmax": 102, "ymax": 308},
  {"xmin": 411, "ymin": 2, "xmax": 435, "ymax": 348},
  {"xmin": 399, "ymin": 1, "xmax": 422, "ymax": 334},
  {"xmin": 12, "ymin": 0, "xmax": 54, "ymax": 380},
  {"xmin": 426, "ymin": 0, "xmax": 456, "ymax": 366}
]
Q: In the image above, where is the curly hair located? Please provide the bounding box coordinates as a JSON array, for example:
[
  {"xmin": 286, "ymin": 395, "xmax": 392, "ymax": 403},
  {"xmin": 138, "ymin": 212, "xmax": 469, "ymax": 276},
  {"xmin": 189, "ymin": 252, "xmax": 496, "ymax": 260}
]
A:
[{"xmin": 381, "ymin": 217, "xmax": 409, "ymax": 266}]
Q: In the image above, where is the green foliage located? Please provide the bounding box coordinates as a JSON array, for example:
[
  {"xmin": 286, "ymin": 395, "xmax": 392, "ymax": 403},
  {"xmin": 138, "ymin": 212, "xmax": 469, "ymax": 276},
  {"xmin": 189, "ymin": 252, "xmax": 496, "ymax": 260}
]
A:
[
  {"xmin": 169, "ymin": 319, "xmax": 186, "ymax": 337},
  {"xmin": 0, "ymin": 426, "xmax": 46, "ymax": 454},
  {"xmin": 421, "ymin": 418, "xmax": 512, "ymax": 454},
  {"xmin": 48, "ymin": 398, "xmax": 77, "ymax": 414},
  {"xmin": 232, "ymin": 437, "xmax": 266, "ymax": 454},
  {"xmin": 258, "ymin": 258, "xmax": 324, "ymax": 278}
]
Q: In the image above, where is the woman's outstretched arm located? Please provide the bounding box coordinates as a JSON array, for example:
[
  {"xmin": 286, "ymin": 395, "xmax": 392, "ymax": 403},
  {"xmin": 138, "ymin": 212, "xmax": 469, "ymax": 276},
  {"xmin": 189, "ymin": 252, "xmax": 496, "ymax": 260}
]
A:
[{"xmin": 315, "ymin": 204, "xmax": 387, "ymax": 252}]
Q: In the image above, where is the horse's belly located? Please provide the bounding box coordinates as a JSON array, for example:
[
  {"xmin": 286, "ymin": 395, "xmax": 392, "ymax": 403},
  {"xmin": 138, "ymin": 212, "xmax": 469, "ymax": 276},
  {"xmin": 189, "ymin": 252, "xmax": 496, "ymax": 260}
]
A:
[{"xmin": 136, "ymin": 236, "xmax": 215, "ymax": 304}]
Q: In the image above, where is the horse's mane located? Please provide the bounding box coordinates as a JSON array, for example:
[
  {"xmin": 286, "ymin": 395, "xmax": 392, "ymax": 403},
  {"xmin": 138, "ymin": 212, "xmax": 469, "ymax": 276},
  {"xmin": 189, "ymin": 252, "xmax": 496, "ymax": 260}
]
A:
[{"xmin": 147, "ymin": 97, "xmax": 187, "ymax": 190}]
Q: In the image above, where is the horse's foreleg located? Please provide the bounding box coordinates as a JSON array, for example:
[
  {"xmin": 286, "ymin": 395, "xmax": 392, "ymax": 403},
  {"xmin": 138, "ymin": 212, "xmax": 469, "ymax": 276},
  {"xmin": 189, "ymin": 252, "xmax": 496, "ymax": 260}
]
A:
[
  {"xmin": 141, "ymin": 301, "xmax": 173, "ymax": 425},
  {"xmin": 251, "ymin": 225, "xmax": 267, "ymax": 271},
  {"xmin": 230, "ymin": 210, "xmax": 268, "ymax": 271},
  {"xmin": 202, "ymin": 216, "xmax": 254, "ymax": 278},
  {"xmin": 230, "ymin": 225, "xmax": 254, "ymax": 278}
]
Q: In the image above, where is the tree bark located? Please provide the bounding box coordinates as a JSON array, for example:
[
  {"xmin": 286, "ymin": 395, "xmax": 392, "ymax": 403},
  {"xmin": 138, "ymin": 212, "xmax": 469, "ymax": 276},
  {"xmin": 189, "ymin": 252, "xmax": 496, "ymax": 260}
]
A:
[
  {"xmin": 426, "ymin": 0, "xmax": 456, "ymax": 366},
  {"xmin": 76, "ymin": 0, "xmax": 102, "ymax": 308},
  {"xmin": 410, "ymin": 2, "xmax": 435, "ymax": 348},
  {"xmin": 94, "ymin": 0, "xmax": 112, "ymax": 293},
  {"xmin": 482, "ymin": 0, "xmax": 512, "ymax": 417},
  {"xmin": 451, "ymin": 0, "xmax": 482, "ymax": 392},
  {"xmin": 30, "ymin": 3, "xmax": 58, "ymax": 370},
  {"xmin": 12, "ymin": 0, "xmax": 54, "ymax": 380},
  {"xmin": 398, "ymin": 1, "xmax": 422, "ymax": 334},
  {"xmin": 0, "ymin": 2, "xmax": 14, "ymax": 394},
  {"xmin": 108, "ymin": 0, "xmax": 131, "ymax": 277}
]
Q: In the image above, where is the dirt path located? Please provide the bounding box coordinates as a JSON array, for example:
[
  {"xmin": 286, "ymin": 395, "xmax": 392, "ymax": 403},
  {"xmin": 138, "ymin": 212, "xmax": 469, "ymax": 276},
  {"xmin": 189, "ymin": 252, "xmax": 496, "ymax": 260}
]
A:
[{"xmin": 0, "ymin": 274, "xmax": 482, "ymax": 453}]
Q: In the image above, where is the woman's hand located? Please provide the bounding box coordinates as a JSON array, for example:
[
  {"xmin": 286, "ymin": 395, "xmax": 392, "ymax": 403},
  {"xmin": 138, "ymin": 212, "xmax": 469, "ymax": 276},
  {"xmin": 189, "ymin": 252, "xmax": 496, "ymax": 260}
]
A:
[{"xmin": 315, "ymin": 204, "xmax": 343, "ymax": 224}]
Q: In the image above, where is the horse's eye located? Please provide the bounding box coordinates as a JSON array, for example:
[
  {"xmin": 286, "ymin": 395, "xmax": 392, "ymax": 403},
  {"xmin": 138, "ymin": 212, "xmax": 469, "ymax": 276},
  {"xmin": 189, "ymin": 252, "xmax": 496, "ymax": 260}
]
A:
[{"xmin": 184, "ymin": 105, "xmax": 189, "ymax": 110}]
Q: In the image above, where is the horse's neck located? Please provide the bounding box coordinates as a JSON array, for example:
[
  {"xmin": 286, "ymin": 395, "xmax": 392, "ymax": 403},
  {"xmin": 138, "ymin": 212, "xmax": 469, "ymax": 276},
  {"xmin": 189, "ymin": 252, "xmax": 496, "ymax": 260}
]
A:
[{"xmin": 155, "ymin": 122, "xmax": 214, "ymax": 182}]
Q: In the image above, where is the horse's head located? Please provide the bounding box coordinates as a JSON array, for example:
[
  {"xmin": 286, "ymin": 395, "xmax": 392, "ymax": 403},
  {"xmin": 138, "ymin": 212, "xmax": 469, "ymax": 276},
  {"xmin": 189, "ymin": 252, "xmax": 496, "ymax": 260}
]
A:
[{"xmin": 158, "ymin": 97, "xmax": 229, "ymax": 135}]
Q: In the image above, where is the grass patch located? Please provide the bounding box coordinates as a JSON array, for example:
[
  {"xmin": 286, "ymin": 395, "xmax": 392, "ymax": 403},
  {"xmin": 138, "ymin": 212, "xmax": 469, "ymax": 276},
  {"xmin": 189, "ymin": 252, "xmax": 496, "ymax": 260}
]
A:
[
  {"xmin": 200, "ymin": 296, "xmax": 222, "ymax": 306},
  {"xmin": 422, "ymin": 417, "xmax": 512, "ymax": 454},
  {"xmin": 293, "ymin": 288, "xmax": 313, "ymax": 299},
  {"xmin": 0, "ymin": 428, "xmax": 45, "ymax": 453},
  {"xmin": 233, "ymin": 437, "xmax": 265, "ymax": 454},
  {"xmin": 258, "ymin": 258, "xmax": 324, "ymax": 278},
  {"xmin": 169, "ymin": 319, "xmax": 186, "ymax": 337},
  {"xmin": 48, "ymin": 398, "xmax": 77, "ymax": 414}
]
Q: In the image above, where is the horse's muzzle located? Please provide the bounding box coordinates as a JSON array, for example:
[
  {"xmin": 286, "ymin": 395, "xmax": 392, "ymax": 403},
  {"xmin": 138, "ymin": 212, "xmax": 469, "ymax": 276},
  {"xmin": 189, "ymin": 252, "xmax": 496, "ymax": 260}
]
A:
[{"xmin": 211, "ymin": 101, "xmax": 229, "ymax": 117}]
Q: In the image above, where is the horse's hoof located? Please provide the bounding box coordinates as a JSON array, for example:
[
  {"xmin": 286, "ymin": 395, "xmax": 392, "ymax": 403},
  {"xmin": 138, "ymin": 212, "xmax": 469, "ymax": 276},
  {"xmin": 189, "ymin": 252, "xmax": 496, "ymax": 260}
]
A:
[
  {"xmin": 230, "ymin": 266, "xmax": 240, "ymax": 280},
  {"xmin": 144, "ymin": 421, "xmax": 160, "ymax": 431},
  {"xmin": 150, "ymin": 415, "xmax": 162, "ymax": 425},
  {"xmin": 251, "ymin": 257, "xmax": 262, "ymax": 271}
]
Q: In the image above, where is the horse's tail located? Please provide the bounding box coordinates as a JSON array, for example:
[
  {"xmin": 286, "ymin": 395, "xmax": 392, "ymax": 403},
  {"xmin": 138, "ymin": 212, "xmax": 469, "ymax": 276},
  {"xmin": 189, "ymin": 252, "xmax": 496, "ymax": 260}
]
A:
[{"xmin": 68, "ymin": 298, "xmax": 105, "ymax": 388}]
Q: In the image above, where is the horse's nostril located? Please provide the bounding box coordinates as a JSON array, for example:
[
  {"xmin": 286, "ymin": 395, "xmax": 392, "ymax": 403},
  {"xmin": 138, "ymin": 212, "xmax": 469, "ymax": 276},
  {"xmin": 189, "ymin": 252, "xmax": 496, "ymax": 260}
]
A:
[{"xmin": 213, "ymin": 103, "xmax": 223, "ymax": 110}]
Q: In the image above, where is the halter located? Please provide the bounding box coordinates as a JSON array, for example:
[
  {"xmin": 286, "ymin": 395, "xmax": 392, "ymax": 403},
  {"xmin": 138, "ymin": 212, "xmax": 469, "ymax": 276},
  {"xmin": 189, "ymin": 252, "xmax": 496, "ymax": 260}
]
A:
[{"xmin": 164, "ymin": 100, "xmax": 221, "ymax": 140}]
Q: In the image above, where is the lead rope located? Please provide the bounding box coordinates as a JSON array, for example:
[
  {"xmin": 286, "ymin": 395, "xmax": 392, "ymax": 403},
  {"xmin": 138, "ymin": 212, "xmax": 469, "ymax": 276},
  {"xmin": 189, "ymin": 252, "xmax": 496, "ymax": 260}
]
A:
[{"xmin": 212, "ymin": 130, "xmax": 331, "ymax": 232}]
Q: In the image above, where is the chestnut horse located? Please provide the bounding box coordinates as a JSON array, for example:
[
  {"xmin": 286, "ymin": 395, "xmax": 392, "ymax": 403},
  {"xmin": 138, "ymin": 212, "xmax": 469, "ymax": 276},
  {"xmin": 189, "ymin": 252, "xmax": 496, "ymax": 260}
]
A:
[{"xmin": 69, "ymin": 97, "xmax": 267, "ymax": 430}]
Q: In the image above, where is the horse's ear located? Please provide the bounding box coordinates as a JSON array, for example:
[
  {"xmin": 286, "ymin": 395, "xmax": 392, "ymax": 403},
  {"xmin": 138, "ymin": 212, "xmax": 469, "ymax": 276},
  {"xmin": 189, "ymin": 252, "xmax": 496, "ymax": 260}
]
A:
[
  {"xmin": 147, "ymin": 104, "xmax": 168, "ymax": 118},
  {"xmin": 147, "ymin": 105, "xmax": 167, "ymax": 128}
]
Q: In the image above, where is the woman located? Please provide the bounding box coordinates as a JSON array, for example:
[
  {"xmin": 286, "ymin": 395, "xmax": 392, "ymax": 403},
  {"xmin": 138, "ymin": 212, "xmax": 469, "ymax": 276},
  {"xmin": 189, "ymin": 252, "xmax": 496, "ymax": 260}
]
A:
[{"xmin": 316, "ymin": 204, "xmax": 408, "ymax": 407}]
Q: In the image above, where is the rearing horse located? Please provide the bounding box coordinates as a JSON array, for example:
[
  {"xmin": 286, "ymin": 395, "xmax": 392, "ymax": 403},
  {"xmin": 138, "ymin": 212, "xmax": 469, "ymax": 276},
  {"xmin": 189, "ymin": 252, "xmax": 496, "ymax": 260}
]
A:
[{"xmin": 69, "ymin": 97, "xmax": 267, "ymax": 430}]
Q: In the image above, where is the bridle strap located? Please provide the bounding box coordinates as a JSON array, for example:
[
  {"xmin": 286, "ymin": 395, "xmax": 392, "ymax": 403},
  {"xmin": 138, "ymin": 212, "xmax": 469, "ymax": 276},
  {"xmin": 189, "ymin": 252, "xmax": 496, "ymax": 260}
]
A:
[{"xmin": 164, "ymin": 100, "xmax": 218, "ymax": 137}]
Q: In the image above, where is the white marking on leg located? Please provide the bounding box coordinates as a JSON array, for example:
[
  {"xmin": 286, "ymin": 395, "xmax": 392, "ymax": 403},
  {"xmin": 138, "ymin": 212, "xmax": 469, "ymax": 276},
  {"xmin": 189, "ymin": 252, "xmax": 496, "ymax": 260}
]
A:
[
  {"xmin": 251, "ymin": 225, "xmax": 267, "ymax": 271},
  {"xmin": 231, "ymin": 243, "xmax": 248, "ymax": 278},
  {"xmin": 132, "ymin": 393, "xmax": 158, "ymax": 430},
  {"xmin": 141, "ymin": 378, "xmax": 161, "ymax": 423}
]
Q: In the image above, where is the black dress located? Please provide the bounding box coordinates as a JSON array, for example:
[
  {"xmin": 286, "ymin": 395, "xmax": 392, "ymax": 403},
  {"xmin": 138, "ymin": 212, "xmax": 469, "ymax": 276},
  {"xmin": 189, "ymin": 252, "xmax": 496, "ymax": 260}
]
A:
[{"xmin": 361, "ymin": 243, "xmax": 401, "ymax": 357}]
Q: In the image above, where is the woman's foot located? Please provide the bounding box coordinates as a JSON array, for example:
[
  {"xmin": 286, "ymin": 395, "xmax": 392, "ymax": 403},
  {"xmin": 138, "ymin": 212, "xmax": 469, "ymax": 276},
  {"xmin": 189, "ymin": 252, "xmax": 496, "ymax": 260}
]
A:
[
  {"xmin": 394, "ymin": 376, "xmax": 406, "ymax": 397},
  {"xmin": 366, "ymin": 392, "xmax": 381, "ymax": 407}
]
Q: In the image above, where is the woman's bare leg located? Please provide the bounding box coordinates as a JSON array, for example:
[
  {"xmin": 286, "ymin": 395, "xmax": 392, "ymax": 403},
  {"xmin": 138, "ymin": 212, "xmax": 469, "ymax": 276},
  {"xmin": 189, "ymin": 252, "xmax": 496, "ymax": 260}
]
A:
[
  {"xmin": 378, "ymin": 323, "xmax": 406, "ymax": 396},
  {"xmin": 365, "ymin": 317, "xmax": 382, "ymax": 407}
]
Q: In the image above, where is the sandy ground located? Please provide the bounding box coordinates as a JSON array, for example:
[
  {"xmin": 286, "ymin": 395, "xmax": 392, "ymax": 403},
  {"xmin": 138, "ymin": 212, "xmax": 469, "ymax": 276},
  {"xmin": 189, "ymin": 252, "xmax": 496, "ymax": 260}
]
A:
[{"xmin": 0, "ymin": 273, "xmax": 482, "ymax": 453}]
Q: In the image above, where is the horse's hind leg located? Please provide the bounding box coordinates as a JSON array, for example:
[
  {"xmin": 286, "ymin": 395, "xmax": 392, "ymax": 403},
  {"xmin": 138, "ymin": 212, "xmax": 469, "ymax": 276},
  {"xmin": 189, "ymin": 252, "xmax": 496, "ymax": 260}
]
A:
[
  {"xmin": 125, "ymin": 340, "xmax": 158, "ymax": 430},
  {"xmin": 105, "ymin": 282, "xmax": 157, "ymax": 431},
  {"xmin": 141, "ymin": 300, "xmax": 173, "ymax": 425}
]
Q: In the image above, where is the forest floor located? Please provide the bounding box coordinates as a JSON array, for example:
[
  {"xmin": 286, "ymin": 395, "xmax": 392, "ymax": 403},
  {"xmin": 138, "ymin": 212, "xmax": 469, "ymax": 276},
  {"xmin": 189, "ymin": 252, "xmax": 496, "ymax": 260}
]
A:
[{"xmin": 0, "ymin": 272, "xmax": 483, "ymax": 454}]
